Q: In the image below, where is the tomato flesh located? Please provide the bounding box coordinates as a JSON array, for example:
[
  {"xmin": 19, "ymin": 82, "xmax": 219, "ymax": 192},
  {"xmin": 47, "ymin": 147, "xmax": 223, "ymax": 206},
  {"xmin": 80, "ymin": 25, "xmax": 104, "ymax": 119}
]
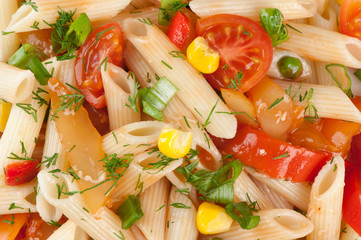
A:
[
  {"xmin": 167, "ymin": 11, "xmax": 195, "ymax": 51},
  {"xmin": 196, "ymin": 14, "xmax": 273, "ymax": 92},
  {"xmin": 340, "ymin": 0, "xmax": 361, "ymax": 39},
  {"xmin": 5, "ymin": 161, "xmax": 39, "ymax": 186},
  {"xmin": 75, "ymin": 23, "xmax": 125, "ymax": 108},
  {"xmin": 212, "ymin": 124, "xmax": 331, "ymax": 182}
]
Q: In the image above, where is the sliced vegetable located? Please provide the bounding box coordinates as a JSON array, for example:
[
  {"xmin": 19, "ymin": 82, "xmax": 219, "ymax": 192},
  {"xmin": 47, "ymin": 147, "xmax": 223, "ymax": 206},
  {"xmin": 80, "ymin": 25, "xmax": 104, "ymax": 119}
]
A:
[
  {"xmin": 159, "ymin": 0, "xmax": 188, "ymax": 26},
  {"xmin": 7, "ymin": 43, "xmax": 51, "ymax": 85},
  {"xmin": 117, "ymin": 195, "xmax": 143, "ymax": 229},
  {"xmin": 5, "ymin": 160, "xmax": 39, "ymax": 186},
  {"xmin": 277, "ymin": 56, "xmax": 303, "ymax": 79},
  {"xmin": 212, "ymin": 124, "xmax": 331, "ymax": 182},
  {"xmin": 259, "ymin": 8, "xmax": 289, "ymax": 47},
  {"xmin": 197, "ymin": 202, "xmax": 233, "ymax": 234},
  {"xmin": 167, "ymin": 11, "xmax": 195, "ymax": 51},
  {"xmin": 225, "ymin": 202, "xmax": 260, "ymax": 230},
  {"xmin": 74, "ymin": 23, "xmax": 125, "ymax": 108},
  {"xmin": 0, "ymin": 101, "xmax": 12, "ymax": 132},
  {"xmin": 0, "ymin": 213, "xmax": 28, "ymax": 240},
  {"xmin": 176, "ymin": 160, "xmax": 243, "ymax": 204},
  {"xmin": 158, "ymin": 125, "xmax": 192, "ymax": 158},
  {"xmin": 187, "ymin": 36, "xmax": 220, "ymax": 74},
  {"xmin": 340, "ymin": 0, "xmax": 361, "ymax": 41},
  {"xmin": 141, "ymin": 77, "xmax": 178, "ymax": 120}
]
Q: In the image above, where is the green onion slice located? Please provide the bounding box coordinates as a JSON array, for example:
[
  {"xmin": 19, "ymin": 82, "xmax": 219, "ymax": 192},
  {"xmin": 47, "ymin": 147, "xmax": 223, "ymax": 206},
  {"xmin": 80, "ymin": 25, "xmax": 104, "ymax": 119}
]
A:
[
  {"xmin": 116, "ymin": 195, "xmax": 144, "ymax": 229},
  {"xmin": 65, "ymin": 13, "xmax": 92, "ymax": 47}
]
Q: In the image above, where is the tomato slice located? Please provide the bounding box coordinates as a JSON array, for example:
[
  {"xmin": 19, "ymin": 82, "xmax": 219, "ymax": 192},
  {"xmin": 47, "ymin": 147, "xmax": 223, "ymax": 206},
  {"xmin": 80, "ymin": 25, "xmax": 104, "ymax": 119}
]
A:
[
  {"xmin": 75, "ymin": 23, "xmax": 125, "ymax": 108},
  {"xmin": 196, "ymin": 14, "xmax": 273, "ymax": 92},
  {"xmin": 212, "ymin": 124, "xmax": 331, "ymax": 182},
  {"xmin": 5, "ymin": 161, "xmax": 39, "ymax": 186},
  {"xmin": 340, "ymin": 0, "xmax": 361, "ymax": 40},
  {"xmin": 167, "ymin": 11, "xmax": 195, "ymax": 52}
]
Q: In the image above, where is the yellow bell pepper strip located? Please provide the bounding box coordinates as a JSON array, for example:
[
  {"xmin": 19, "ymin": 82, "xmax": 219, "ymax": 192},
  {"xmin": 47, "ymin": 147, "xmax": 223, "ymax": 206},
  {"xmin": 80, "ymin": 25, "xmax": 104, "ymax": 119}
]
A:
[
  {"xmin": 187, "ymin": 36, "xmax": 220, "ymax": 74},
  {"xmin": 197, "ymin": 202, "xmax": 233, "ymax": 235},
  {"xmin": 158, "ymin": 125, "xmax": 192, "ymax": 158},
  {"xmin": 0, "ymin": 213, "xmax": 28, "ymax": 240},
  {"xmin": 0, "ymin": 101, "xmax": 12, "ymax": 132}
]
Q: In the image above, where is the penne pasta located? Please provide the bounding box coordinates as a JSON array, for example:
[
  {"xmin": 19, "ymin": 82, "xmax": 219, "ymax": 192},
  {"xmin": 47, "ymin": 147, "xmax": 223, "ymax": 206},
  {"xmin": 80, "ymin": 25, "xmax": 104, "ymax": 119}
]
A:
[
  {"xmin": 0, "ymin": 0, "xmax": 19, "ymax": 62},
  {"xmin": 47, "ymin": 220, "xmax": 89, "ymax": 240},
  {"xmin": 121, "ymin": 18, "xmax": 237, "ymax": 139},
  {"xmin": 340, "ymin": 224, "xmax": 361, "ymax": 240},
  {"xmin": 307, "ymin": 155, "xmax": 345, "ymax": 240}
]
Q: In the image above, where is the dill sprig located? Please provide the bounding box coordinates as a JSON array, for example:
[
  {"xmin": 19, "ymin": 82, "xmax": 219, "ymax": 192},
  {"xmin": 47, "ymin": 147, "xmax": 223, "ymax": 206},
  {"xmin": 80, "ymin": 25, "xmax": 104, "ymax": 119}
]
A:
[
  {"xmin": 125, "ymin": 72, "xmax": 140, "ymax": 113},
  {"xmin": 16, "ymin": 103, "xmax": 38, "ymax": 122},
  {"xmin": 21, "ymin": 0, "xmax": 38, "ymax": 12}
]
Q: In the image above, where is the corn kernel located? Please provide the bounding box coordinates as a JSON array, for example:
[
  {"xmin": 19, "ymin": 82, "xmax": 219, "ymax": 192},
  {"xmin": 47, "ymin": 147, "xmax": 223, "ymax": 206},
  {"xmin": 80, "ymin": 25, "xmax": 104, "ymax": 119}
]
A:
[
  {"xmin": 0, "ymin": 102, "xmax": 12, "ymax": 132},
  {"xmin": 197, "ymin": 202, "xmax": 233, "ymax": 235},
  {"xmin": 187, "ymin": 36, "xmax": 220, "ymax": 74},
  {"xmin": 158, "ymin": 125, "xmax": 192, "ymax": 158}
]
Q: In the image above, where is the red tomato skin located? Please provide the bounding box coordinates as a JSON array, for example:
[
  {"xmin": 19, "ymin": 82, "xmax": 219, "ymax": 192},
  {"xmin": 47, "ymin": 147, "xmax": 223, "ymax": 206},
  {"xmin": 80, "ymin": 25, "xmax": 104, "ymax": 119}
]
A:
[
  {"xmin": 340, "ymin": 0, "xmax": 361, "ymax": 40},
  {"xmin": 213, "ymin": 125, "xmax": 331, "ymax": 182},
  {"xmin": 196, "ymin": 14, "xmax": 273, "ymax": 93},
  {"xmin": 75, "ymin": 23, "xmax": 125, "ymax": 108},
  {"xmin": 343, "ymin": 167, "xmax": 361, "ymax": 236},
  {"xmin": 167, "ymin": 11, "xmax": 195, "ymax": 51},
  {"xmin": 5, "ymin": 161, "xmax": 39, "ymax": 186}
]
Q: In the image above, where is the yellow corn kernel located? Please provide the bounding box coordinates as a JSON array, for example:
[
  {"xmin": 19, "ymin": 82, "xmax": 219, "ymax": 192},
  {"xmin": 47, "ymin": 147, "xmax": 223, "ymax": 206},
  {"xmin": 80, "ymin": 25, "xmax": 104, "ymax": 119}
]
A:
[
  {"xmin": 158, "ymin": 125, "xmax": 192, "ymax": 158},
  {"xmin": 197, "ymin": 202, "xmax": 233, "ymax": 235},
  {"xmin": 0, "ymin": 102, "xmax": 12, "ymax": 132},
  {"xmin": 336, "ymin": 0, "xmax": 342, "ymax": 5},
  {"xmin": 187, "ymin": 36, "xmax": 220, "ymax": 74}
]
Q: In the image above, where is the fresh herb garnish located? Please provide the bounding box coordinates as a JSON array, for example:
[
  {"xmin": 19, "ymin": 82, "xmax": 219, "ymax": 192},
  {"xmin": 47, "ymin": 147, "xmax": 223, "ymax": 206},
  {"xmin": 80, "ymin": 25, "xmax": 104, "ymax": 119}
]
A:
[
  {"xmin": 21, "ymin": 0, "xmax": 38, "ymax": 12},
  {"xmin": 39, "ymin": 153, "xmax": 59, "ymax": 168},
  {"xmin": 125, "ymin": 72, "xmax": 140, "ymax": 113},
  {"xmin": 31, "ymin": 21, "xmax": 40, "ymax": 30},
  {"xmin": 16, "ymin": 103, "xmax": 38, "ymax": 122},
  {"xmin": 260, "ymin": 8, "xmax": 289, "ymax": 47},
  {"xmin": 8, "ymin": 203, "xmax": 24, "ymax": 210},
  {"xmin": 273, "ymin": 152, "xmax": 290, "ymax": 160},
  {"xmin": 325, "ymin": 63, "xmax": 353, "ymax": 98},
  {"xmin": 137, "ymin": 18, "xmax": 153, "ymax": 25},
  {"xmin": 156, "ymin": 202, "xmax": 191, "ymax": 211},
  {"xmin": 225, "ymin": 202, "xmax": 260, "ymax": 229}
]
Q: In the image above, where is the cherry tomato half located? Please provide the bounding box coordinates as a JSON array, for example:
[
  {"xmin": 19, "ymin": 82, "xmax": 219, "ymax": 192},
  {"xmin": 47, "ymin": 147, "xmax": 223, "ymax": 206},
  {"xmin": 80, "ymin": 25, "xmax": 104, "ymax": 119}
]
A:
[
  {"xmin": 340, "ymin": 0, "xmax": 361, "ymax": 40},
  {"xmin": 196, "ymin": 14, "xmax": 273, "ymax": 92},
  {"xmin": 5, "ymin": 161, "xmax": 39, "ymax": 186},
  {"xmin": 75, "ymin": 23, "xmax": 125, "ymax": 108}
]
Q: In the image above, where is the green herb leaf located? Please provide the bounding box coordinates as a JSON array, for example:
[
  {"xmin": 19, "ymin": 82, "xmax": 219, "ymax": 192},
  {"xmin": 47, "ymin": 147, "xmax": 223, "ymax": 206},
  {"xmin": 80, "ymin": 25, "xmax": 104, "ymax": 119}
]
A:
[
  {"xmin": 259, "ymin": 8, "xmax": 289, "ymax": 47},
  {"xmin": 158, "ymin": 0, "xmax": 188, "ymax": 26},
  {"xmin": 225, "ymin": 202, "xmax": 260, "ymax": 229},
  {"xmin": 325, "ymin": 63, "xmax": 353, "ymax": 98}
]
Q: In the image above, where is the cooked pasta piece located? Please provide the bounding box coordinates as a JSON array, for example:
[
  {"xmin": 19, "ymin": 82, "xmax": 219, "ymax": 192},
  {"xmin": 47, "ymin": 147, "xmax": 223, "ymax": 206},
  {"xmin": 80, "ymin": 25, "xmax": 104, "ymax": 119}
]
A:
[
  {"xmin": 0, "ymin": 83, "xmax": 49, "ymax": 179},
  {"xmin": 136, "ymin": 178, "xmax": 170, "ymax": 240},
  {"xmin": 44, "ymin": 57, "xmax": 77, "ymax": 87},
  {"xmin": 0, "ymin": 62, "xmax": 36, "ymax": 103},
  {"xmin": 122, "ymin": 18, "xmax": 237, "ymax": 139},
  {"xmin": 0, "ymin": 181, "xmax": 37, "ymax": 214},
  {"xmin": 102, "ymin": 121, "xmax": 165, "ymax": 156},
  {"xmin": 109, "ymin": 151, "xmax": 183, "ymax": 208},
  {"xmin": 37, "ymin": 170, "xmax": 135, "ymax": 240},
  {"xmin": 47, "ymin": 221, "xmax": 89, "ymax": 240},
  {"xmin": 166, "ymin": 186, "xmax": 198, "ymax": 240},
  {"xmin": 275, "ymin": 80, "xmax": 361, "ymax": 124},
  {"xmin": 307, "ymin": 155, "xmax": 345, "ymax": 240},
  {"xmin": 340, "ymin": 224, "xmax": 361, "ymax": 240},
  {"xmin": 247, "ymin": 167, "xmax": 311, "ymax": 212},
  {"xmin": 208, "ymin": 209, "xmax": 314, "ymax": 240},
  {"xmin": 101, "ymin": 63, "xmax": 140, "ymax": 130},
  {"xmin": 189, "ymin": 0, "xmax": 317, "ymax": 20},
  {"xmin": 233, "ymin": 170, "xmax": 274, "ymax": 210},
  {"xmin": 0, "ymin": 0, "xmax": 19, "ymax": 62},
  {"xmin": 277, "ymin": 22, "xmax": 361, "ymax": 68},
  {"xmin": 5, "ymin": 0, "xmax": 132, "ymax": 33}
]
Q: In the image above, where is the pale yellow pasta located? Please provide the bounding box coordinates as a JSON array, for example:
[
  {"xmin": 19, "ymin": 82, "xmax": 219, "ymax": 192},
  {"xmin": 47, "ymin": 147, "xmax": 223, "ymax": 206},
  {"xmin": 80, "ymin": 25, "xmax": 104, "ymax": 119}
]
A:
[
  {"xmin": 122, "ymin": 17, "xmax": 237, "ymax": 139},
  {"xmin": 0, "ymin": 0, "xmax": 19, "ymax": 62},
  {"xmin": 340, "ymin": 225, "xmax": 361, "ymax": 240},
  {"xmin": 47, "ymin": 221, "xmax": 89, "ymax": 240}
]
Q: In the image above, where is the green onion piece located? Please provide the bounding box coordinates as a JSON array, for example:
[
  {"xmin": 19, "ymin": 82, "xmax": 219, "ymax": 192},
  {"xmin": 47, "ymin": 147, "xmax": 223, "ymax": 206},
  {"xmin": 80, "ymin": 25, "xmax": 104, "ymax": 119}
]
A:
[
  {"xmin": 158, "ymin": 0, "xmax": 188, "ymax": 26},
  {"xmin": 116, "ymin": 195, "xmax": 143, "ymax": 229},
  {"xmin": 142, "ymin": 77, "xmax": 178, "ymax": 121},
  {"xmin": 354, "ymin": 69, "xmax": 361, "ymax": 81},
  {"xmin": 225, "ymin": 202, "xmax": 260, "ymax": 230},
  {"xmin": 278, "ymin": 56, "xmax": 303, "ymax": 79},
  {"xmin": 176, "ymin": 160, "xmax": 243, "ymax": 204},
  {"xmin": 259, "ymin": 8, "xmax": 289, "ymax": 47},
  {"xmin": 7, "ymin": 43, "xmax": 51, "ymax": 85},
  {"xmin": 65, "ymin": 13, "xmax": 92, "ymax": 47}
]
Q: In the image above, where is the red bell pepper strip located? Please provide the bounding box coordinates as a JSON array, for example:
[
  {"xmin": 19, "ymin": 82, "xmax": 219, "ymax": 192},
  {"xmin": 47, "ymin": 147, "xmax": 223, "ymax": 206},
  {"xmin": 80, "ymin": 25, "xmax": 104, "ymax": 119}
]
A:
[
  {"xmin": 5, "ymin": 161, "xmax": 39, "ymax": 186},
  {"xmin": 212, "ymin": 124, "xmax": 331, "ymax": 182},
  {"xmin": 167, "ymin": 11, "xmax": 195, "ymax": 51}
]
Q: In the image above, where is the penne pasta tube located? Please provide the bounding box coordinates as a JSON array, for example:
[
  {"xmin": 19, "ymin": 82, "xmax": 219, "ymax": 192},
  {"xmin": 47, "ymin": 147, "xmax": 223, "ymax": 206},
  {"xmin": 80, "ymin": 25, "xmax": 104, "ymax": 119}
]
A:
[
  {"xmin": 0, "ymin": 62, "xmax": 36, "ymax": 103},
  {"xmin": 233, "ymin": 170, "xmax": 274, "ymax": 210},
  {"xmin": 102, "ymin": 120, "xmax": 166, "ymax": 156},
  {"xmin": 44, "ymin": 57, "xmax": 77, "ymax": 87},
  {"xmin": 307, "ymin": 155, "xmax": 345, "ymax": 240},
  {"xmin": 37, "ymin": 170, "xmax": 135, "ymax": 240},
  {"xmin": 0, "ymin": 181, "xmax": 37, "ymax": 214},
  {"xmin": 340, "ymin": 224, "xmax": 361, "ymax": 240},
  {"xmin": 166, "ymin": 186, "xmax": 198, "ymax": 240},
  {"xmin": 0, "ymin": 0, "xmax": 20, "ymax": 62},
  {"xmin": 277, "ymin": 22, "xmax": 361, "ymax": 68},
  {"xmin": 136, "ymin": 177, "xmax": 170, "ymax": 240},
  {"xmin": 208, "ymin": 209, "xmax": 314, "ymax": 240},
  {"xmin": 121, "ymin": 18, "xmax": 237, "ymax": 139},
  {"xmin": 101, "ymin": 63, "xmax": 140, "ymax": 130},
  {"xmin": 5, "ymin": 0, "xmax": 132, "ymax": 33},
  {"xmin": 47, "ymin": 220, "xmax": 89, "ymax": 240},
  {"xmin": 189, "ymin": 0, "xmax": 317, "ymax": 20},
  {"xmin": 247, "ymin": 167, "xmax": 311, "ymax": 212},
  {"xmin": 275, "ymin": 80, "xmax": 361, "ymax": 124}
]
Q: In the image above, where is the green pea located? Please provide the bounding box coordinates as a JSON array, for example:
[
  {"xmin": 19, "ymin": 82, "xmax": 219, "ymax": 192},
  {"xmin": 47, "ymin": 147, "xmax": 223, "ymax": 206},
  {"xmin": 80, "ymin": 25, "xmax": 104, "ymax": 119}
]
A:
[{"xmin": 277, "ymin": 56, "xmax": 303, "ymax": 79}]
